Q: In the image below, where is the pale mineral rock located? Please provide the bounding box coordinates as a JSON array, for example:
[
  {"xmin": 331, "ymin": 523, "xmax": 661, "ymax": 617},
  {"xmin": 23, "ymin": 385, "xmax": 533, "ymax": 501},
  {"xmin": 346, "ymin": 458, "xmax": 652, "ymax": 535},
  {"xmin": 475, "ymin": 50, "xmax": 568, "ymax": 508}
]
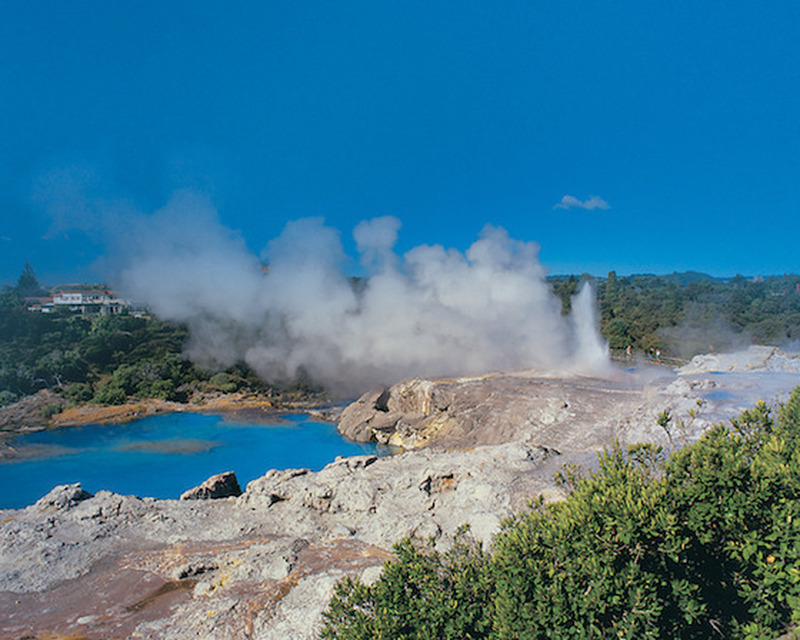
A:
[
  {"xmin": 180, "ymin": 471, "xmax": 242, "ymax": 500},
  {"xmin": 2, "ymin": 356, "xmax": 800, "ymax": 639}
]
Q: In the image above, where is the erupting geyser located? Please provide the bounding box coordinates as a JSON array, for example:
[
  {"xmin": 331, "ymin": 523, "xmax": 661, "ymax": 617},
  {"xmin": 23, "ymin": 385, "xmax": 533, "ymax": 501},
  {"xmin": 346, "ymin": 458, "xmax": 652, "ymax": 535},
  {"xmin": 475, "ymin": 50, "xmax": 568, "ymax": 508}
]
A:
[{"xmin": 115, "ymin": 191, "xmax": 610, "ymax": 395}]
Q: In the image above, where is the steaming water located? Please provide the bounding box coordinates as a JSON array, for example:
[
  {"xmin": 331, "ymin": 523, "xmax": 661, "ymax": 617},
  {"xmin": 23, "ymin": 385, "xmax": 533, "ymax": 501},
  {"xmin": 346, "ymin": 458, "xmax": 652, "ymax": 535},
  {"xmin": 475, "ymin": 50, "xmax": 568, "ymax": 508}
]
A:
[
  {"xmin": 0, "ymin": 412, "xmax": 386, "ymax": 510},
  {"xmin": 109, "ymin": 198, "xmax": 611, "ymax": 395}
]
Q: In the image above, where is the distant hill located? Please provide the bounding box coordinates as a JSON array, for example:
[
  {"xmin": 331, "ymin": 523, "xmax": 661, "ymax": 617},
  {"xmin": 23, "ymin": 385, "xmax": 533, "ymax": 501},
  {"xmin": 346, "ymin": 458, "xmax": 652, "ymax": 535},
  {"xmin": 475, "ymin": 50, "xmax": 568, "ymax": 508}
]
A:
[{"xmin": 660, "ymin": 271, "xmax": 727, "ymax": 285}]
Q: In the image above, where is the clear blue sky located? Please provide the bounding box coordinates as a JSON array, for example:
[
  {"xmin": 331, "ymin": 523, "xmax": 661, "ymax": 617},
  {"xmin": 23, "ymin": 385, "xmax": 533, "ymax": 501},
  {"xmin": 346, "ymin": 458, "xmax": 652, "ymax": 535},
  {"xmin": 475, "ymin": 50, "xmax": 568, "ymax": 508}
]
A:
[{"xmin": 1, "ymin": 1, "xmax": 798, "ymax": 285}]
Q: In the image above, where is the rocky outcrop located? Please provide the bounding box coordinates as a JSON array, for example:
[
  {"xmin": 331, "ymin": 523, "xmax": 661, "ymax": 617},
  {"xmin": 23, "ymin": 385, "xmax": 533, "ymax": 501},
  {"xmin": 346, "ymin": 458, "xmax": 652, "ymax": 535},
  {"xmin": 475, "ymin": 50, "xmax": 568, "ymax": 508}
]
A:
[
  {"xmin": 338, "ymin": 371, "xmax": 659, "ymax": 451},
  {"xmin": 679, "ymin": 345, "xmax": 800, "ymax": 374},
  {"xmin": 0, "ymin": 441, "xmax": 564, "ymax": 639},
  {"xmin": 0, "ymin": 389, "xmax": 65, "ymax": 438},
  {"xmin": 337, "ymin": 380, "xmax": 460, "ymax": 447},
  {"xmin": 180, "ymin": 471, "xmax": 242, "ymax": 500},
  {"xmin": 35, "ymin": 482, "xmax": 93, "ymax": 509},
  {"xmin": 241, "ymin": 439, "xmax": 562, "ymax": 548}
]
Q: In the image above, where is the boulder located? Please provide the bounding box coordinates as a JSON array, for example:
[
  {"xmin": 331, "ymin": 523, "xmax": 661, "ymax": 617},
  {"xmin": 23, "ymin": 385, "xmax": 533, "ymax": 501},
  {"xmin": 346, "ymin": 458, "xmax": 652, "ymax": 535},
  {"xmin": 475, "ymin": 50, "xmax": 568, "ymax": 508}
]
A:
[
  {"xmin": 34, "ymin": 483, "xmax": 93, "ymax": 510},
  {"xmin": 337, "ymin": 381, "xmax": 455, "ymax": 447},
  {"xmin": 180, "ymin": 471, "xmax": 242, "ymax": 500},
  {"xmin": 337, "ymin": 388, "xmax": 392, "ymax": 442}
]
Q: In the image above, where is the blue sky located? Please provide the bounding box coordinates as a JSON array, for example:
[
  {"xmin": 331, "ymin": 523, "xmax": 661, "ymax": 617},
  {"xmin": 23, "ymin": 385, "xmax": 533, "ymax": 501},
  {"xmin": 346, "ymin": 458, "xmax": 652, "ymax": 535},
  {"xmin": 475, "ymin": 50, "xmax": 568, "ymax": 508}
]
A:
[{"xmin": 1, "ymin": 1, "xmax": 798, "ymax": 285}]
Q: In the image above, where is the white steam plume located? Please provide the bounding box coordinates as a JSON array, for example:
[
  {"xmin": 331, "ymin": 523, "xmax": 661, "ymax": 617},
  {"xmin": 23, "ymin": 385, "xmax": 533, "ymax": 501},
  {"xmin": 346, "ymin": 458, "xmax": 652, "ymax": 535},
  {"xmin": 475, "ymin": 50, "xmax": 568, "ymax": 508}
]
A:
[{"xmin": 114, "ymin": 191, "xmax": 610, "ymax": 395}]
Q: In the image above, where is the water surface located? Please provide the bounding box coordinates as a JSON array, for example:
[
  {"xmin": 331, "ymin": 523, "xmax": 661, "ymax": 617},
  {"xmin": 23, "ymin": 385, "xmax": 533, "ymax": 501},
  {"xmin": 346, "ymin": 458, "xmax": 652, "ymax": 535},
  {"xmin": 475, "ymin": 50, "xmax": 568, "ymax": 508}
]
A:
[{"xmin": 0, "ymin": 412, "xmax": 385, "ymax": 509}]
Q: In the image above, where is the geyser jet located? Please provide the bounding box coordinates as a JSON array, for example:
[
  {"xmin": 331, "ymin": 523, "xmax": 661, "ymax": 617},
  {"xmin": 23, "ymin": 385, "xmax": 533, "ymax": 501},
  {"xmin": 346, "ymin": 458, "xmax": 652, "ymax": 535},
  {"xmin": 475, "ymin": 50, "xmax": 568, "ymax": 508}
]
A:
[{"xmin": 115, "ymin": 191, "xmax": 610, "ymax": 395}]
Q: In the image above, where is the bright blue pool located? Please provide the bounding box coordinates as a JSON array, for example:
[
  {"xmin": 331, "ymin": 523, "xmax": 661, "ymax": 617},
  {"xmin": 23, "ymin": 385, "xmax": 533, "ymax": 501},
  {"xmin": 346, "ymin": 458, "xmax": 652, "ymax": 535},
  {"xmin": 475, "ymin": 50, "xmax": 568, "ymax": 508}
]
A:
[{"xmin": 0, "ymin": 412, "xmax": 386, "ymax": 509}]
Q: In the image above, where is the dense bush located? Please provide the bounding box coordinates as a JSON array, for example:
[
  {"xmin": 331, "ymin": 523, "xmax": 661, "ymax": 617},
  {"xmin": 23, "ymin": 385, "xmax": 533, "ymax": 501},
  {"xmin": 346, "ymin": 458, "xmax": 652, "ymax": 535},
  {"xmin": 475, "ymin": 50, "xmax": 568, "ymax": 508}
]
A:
[
  {"xmin": 321, "ymin": 389, "xmax": 800, "ymax": 639},
  {"xmin": 322, "ymin": 529, "xmax": 493, "ymax": 640},
  {"xmin": 62, "ymin": 382, "xmax": 95, "ymax": 404},
  {"xmin": 0, "ymin": 303, "xmax": 288, "ymax": 405},
  {"xmin": 206, "ymin": 371, "xmax": 243, "ymax": 394},
  {"xmin": 0, "ymin": 390, "xmax": 17, "ymax": 407}
]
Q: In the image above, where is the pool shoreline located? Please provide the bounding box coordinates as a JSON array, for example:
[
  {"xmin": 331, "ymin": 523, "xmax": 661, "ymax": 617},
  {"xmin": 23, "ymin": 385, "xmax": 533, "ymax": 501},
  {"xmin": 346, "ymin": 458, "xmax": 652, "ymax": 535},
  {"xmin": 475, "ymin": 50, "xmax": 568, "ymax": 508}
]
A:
[
  {"xmin": 1, "ymin": 390, "xmax": 346, "ymax": 451},
  {"xmin": 50, "ymin": 392, "xmax": 336, "ymax": 428},
  {"xmin": 0, "ymin": 410, "xmax": 385, "ymax": 510}
]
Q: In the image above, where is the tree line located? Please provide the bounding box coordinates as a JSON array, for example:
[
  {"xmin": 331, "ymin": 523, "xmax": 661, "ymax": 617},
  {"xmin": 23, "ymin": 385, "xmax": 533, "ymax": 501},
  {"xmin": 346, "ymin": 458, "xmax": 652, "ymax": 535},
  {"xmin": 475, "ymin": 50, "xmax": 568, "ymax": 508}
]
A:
[{"xmin": 552, "ymin": 272, "xmax": 800, "ymax": 357}]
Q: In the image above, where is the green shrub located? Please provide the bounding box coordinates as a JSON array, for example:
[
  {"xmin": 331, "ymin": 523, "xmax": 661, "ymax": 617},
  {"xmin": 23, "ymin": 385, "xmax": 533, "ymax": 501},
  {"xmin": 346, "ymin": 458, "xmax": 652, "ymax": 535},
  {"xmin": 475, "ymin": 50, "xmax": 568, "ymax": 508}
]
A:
[
  {"xmin": 62, "ymin": 382, "xmax": 94, "ymax": 403},
  {"xmin": 321, "ymin": 528, "xmax": 493, "ymax": 640},
  {"xmin": 666, "ymin": 396, "xmax": 800, "ymax": 636},
  {"xmin": 93, "ymin": 379, "xmax": 127, "ymax": 405},
  {"xmin": 492, "ymin": 443, "xmax": 696, "ymax": 639},
  {"xmin": 207, "ymin": 372, "xmax": 240, "ymax": 394},
  {"xmin": 0, "ymin": 389, "xmax": 18, "ymax": 407},
  {"xmin": 40, "ymin": 402, "xmax": 63, "ymax": 419}
]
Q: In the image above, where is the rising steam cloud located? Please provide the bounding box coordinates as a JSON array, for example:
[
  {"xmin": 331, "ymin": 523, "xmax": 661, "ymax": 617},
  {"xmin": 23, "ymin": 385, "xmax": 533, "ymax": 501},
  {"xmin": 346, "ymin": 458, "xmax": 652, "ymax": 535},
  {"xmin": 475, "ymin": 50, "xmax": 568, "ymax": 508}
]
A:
[{"xmin": 113, "ymin": 191, "xmax": 609, "ymax": 395}]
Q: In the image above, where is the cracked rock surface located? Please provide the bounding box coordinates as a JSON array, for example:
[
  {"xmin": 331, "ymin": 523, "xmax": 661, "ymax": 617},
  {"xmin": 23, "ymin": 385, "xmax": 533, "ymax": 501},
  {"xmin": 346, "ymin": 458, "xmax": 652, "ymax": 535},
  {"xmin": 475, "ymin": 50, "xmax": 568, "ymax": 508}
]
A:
[{"xmin": 2, "ymin": 360, "xmax": 799, "ymax": 639}]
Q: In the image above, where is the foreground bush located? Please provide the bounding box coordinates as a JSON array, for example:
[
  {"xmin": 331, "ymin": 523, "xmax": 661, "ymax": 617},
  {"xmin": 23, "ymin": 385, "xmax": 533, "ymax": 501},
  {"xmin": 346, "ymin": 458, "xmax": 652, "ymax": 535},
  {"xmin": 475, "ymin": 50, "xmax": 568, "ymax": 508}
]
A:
[
  {"xmin": 322, "ymin": 530, "xmax": 492, "ymax": 640},
  {"xmin": 320, "ymin": 389, "xmax": 800, "ymax": 639}
]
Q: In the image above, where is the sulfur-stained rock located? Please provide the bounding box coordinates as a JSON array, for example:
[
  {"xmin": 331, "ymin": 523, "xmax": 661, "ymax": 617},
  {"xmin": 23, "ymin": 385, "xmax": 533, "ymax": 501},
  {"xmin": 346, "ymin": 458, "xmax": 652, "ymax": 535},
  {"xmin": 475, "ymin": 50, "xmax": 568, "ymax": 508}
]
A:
[
  {"xmin": 337, "ymin": 388, "xmax": 397, "ymax": 442},
  {"xmin": 338, "ymin": 372, "xmax": 649, "ymax": 451}
]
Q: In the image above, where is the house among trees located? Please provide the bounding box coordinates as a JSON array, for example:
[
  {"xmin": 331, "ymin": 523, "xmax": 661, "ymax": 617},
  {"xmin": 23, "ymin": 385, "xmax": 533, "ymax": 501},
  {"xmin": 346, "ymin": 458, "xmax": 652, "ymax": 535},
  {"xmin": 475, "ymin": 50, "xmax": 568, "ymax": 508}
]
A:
[
  {"xmin": 4, "ymin": 263, "xmax": 131, "ymax": 315},
  {"xmin": 26, "ymin": 286, "xmax": 129, "ymax": 315}
]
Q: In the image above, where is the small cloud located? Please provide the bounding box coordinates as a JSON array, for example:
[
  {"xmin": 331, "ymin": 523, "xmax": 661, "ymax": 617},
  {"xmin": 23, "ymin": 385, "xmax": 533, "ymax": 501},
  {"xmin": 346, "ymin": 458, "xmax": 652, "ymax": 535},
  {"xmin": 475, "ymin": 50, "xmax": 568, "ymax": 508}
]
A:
[{"xmin": 553, "ymin": 195, "xmax": 610, "ymax": 211}]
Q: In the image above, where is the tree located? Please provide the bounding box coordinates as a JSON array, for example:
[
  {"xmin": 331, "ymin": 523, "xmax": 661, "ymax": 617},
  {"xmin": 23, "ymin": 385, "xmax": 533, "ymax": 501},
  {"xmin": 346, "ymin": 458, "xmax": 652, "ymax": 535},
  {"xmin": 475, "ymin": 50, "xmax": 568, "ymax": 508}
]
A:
[{"xmin": 15, "ymin": 262, "xmax": 47, "ymax": 298}]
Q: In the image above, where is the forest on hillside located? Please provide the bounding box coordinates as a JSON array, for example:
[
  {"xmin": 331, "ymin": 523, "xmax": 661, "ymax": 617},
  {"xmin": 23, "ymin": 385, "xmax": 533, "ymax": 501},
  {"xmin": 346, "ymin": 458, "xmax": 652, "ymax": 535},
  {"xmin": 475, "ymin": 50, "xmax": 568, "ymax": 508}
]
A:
[
  {"xmin": 1, "ymin": 268, "xmax": 799, "ymax": 408},
  {"xmin": 0, "ymin": 268, "xmax": 316, "ymax": 409}
]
